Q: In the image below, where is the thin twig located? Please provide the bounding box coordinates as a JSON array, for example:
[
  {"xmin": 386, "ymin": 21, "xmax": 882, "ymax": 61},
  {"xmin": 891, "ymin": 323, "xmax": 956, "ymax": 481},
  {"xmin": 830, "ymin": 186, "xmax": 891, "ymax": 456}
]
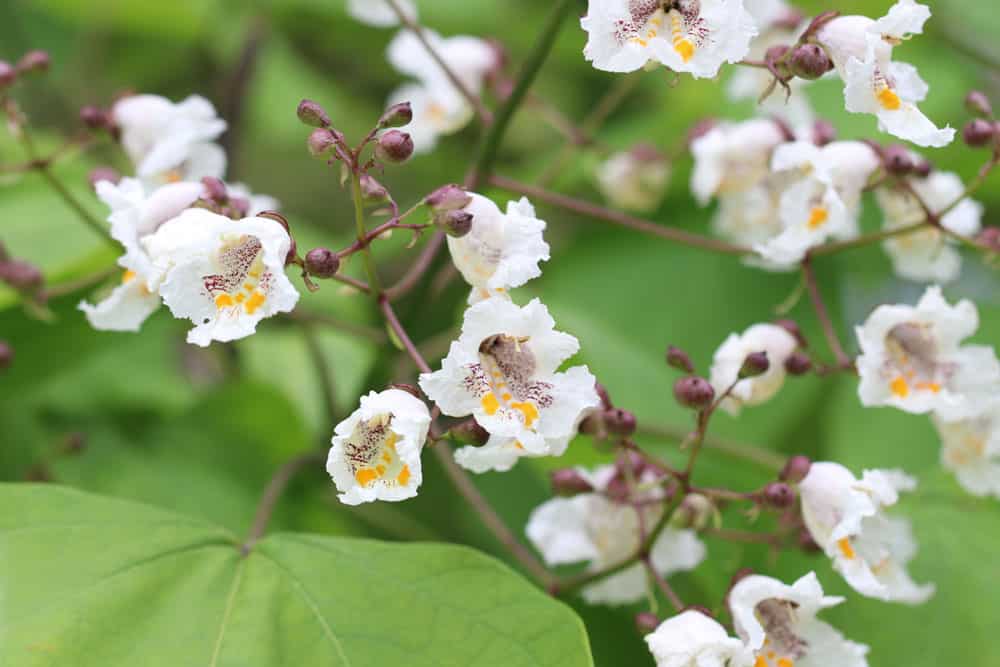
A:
[
  {"xmin": 642, "ymin": 557, "xmax": 684, "ymax": 612},
  {"xmin": 636, "ymin": 424, "xmax": 785, "ymax": 472},
  {"xmin": 39, "ymin": 265, "xmax": 118, "ymax": 300},
  {"xmin": 241, "ymin": 451, "xmax": 326, "ymax": 555},
  {"xmin": 801, "ymin": 257, "xmax": 851, "ymax": 369}
]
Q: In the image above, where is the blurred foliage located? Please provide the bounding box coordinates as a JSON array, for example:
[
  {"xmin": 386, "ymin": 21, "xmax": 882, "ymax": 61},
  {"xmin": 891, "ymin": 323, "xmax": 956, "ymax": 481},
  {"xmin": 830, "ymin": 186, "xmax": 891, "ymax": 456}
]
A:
[{"xmin": 1, "ymin": 0, "xmax": 1000, "ymax": 665}]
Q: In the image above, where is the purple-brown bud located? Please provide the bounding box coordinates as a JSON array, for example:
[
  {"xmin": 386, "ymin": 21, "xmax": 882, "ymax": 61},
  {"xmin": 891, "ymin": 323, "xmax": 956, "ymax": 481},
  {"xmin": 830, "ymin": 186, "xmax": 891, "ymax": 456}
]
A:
[
  {"xmin": 0, "ymin": 259, "xmax": 43, "ymax": 291},
  {"xmin": 789, "ymin": 43, "xmax": 832, "ymax": 80},
  {"xmin": 739, "ymin": 351, "xmax": 770, "ymax": 379},
  {"xmin": 812, "ymin": 119, "xmax": 836, "ymax": 146},
  {"xmin": 965, "ymin": 90, "xmax": 993, "ymax": 118},
  {"xmin": 304, "ymin": 247, "xmax": 340, "ymax": 278},
  {"xmin": 666, "ymin": 345, "xmax": 695, "ymax": 373},
  {"xmin": 425, "ymin": 184, "xmax": 472, "ymax": 212},
  {"xmin": 359, "ymin": 173, "xmax": 390, "ymax": 203},
  {"xmin": 201, "ymin": 176, "xmax": 228, "ymax": 203},
  {"xmin": 550, "ymin": 468, "xmax": 594, "ymax": 497},
  {"xmin": 784, "ymin": 351, "xmax": 813, "ymax": 376},
  {"xmin": 634, "ymin": 612, "xmax": 661, "ymax": 635},
  {"xmin": 307, "ymin": 128, "xmax": 339, "ymax": 157},
  {"xmin": 449, "ymin": 418, "xmax": 490, "ymax": 446},
  {"xmin": 687, "ymin": 118, "xmax": 717, "ymax": 145},
  {"xmin": 765, "ymin": 44, "xmax": 792, "ymax": 78},
  {"xmin": 296, "ymin": 99, "xmax": 331, "ymax": 128},
  {"xmin": 977, "ymin": 226, "xmax": 1000, "ymax": 252},
  {"xmin": 762, "ymin": 481, "xmax": 795, "ymax": 509},
  {"xmin": 962, "ymin": 119, "xmax": 996, "ymax": 147},
  {"xmin": 912, "ymin": 158, "xmax": 933, "ymax": 178},
  {"xmin": 379, "ymin": 101, "xmax": 413, "ymax": 129},
  {"xmin": 0, "ymin": 61, "xmax": 15, "ymax": 88},
  {"xmin": 604, "ymin": 408, "xmax": 637, "ymax": 436},
  {"xmin": 0, "ymin": 340, "xmax": 12, "ymax": 371},
  {"xmin": 17, "ymin": 50, "xmax": 50, "ymax": 74},
  {"xmin": 673, "ymin": 376, "xmax": 715, "ymax": 409},
  {"xmin": 376, "ymin": 130, "xmax": 414, "ymax": 164},
  {"xmin": 88, "ymin": 167, "xmax": 121, "ymax": 190},
  {"xmin": 436, "ymin": 210, "xmax": 473, "ymax": 238},
  {"xmin": 79, "ymin": 105, "xmax": 109, "ymax": 130},
  {"xmin": 883, "ymin": 144, "xmax": 914, "ymax": 175},
  {"xmin": 780, "ymin": 455, "xmax": 812, "ymax": 484},
  {"xmin": 774, "ymin": 318, "xmax": 807, "ymax": 348}
]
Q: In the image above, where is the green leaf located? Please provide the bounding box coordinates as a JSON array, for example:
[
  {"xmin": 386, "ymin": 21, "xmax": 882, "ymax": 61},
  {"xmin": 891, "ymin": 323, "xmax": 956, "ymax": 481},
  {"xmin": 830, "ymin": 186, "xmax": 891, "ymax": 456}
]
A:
[{"xmin": 0, "ymin": 484, "xmax": 593, "ymax": 667}]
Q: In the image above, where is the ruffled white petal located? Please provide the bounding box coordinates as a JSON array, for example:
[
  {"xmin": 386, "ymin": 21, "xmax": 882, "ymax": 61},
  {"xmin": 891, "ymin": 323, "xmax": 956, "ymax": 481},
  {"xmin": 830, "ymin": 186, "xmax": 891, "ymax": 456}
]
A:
[
  {"xmin": 645, "ymin": 611, "xmax": 751, "ymax": 667},
  {"xmin": 78, "ymin": 275, "xmax": 161, "ymax": 332}
]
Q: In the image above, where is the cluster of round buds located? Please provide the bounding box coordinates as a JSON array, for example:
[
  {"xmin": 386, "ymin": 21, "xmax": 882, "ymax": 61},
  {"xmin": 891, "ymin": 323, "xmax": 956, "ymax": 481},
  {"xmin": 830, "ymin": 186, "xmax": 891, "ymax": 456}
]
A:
[
  {"xmin": 425, "ymin": 184, "xmax": 473, "ymax": 238},
  {"xmin": 193, "ymin": 177, "xmax": 251, "ymax": 220},
  {"xmin": 773, "ymin": 319, "xmax": 813, "ymax": 376},
  {"xmin": 961, "ymin": 90, "xmax": 997, "ymax": 148},
  {"xmin": 0, "ymin": 50, "xmax": 51, "ymax": 90},
  {"xmin": 577, "ymin": 383, "xmax": 637, "ymax": 438},
  {"xmin": 0, "ymin": 243, "xmax": 43, "ymax": 298}
]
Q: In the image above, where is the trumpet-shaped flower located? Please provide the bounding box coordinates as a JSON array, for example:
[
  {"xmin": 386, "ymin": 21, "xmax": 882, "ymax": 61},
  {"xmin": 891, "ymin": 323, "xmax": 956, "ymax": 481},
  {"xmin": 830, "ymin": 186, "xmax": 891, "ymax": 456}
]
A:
[
  {"xmin": 582, "ymin": 0, "xmax": 757, "ymax": 78},
  {"xmin": 855, "ymin": 286, "xmax": 1000, "ymax": 420},
  {"xmin": 143, "ymin": 208, "xmax": 299, "ymax": 346},
  {"xmin": 710, "ymin": 323, "xmax": 798, "ymax": 414},
  {"xmin": 595, "ymin": 144, "xmax": 671, "ymax": 213},
  {"xmin": 527, "ymin": 464, "xmax": 706, "ymax": 604},
  {"xmin": 645, "ymin": 610, "xmax": 751, "ymax": 667},
  {"xmin": 729, "ymin": 572, "xmax": 870, "ymax": 667},
  {"xmin": 346, "ymin": 0, "xmax": 416, "ymax": 27},
  {"xmin": 446, "ymin": 194, "xmax": 550, "ymax": 304},
  {"xmin": 691, "ymin": 119, "xmax": 788, "ymax": 205},
  {"xmin": 799, "ymin": 462, "xmax": 934, "ymax": 603},
  {"xmin": 419, "ymin": 298, "xmax": 599, "ymax": 467},
  {"xmin": 326, "ymin": 388, "xmax": 431, "ymax": 505},
  {"xmin": 933, "ymin": 404, "xmax": 1000, "ymax": 499}
]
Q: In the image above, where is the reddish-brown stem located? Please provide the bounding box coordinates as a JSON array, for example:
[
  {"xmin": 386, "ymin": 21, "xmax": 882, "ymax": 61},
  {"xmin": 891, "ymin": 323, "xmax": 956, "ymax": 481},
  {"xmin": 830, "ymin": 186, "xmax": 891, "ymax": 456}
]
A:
[
  {"xmin": 801, "ymin": 257, "xmax": 851, "ymax": 369},
  {"xmin": 384, "ymin": 231, "xmax": 446, "ymax": 301},
  {"xmin": 242, "ymin": 450, "xmax": 326, "ymax": 555},
  {"xmin": 642, "ymin": 557, "xmax": 684, "ymax": 612}
]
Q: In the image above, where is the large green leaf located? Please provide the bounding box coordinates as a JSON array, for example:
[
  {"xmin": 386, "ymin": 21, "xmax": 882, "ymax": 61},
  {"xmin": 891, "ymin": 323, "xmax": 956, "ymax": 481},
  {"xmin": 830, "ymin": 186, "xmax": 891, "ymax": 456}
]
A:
[{"xmin": 0, "ymin": 484, "xmax": 593, "ymax": 666}]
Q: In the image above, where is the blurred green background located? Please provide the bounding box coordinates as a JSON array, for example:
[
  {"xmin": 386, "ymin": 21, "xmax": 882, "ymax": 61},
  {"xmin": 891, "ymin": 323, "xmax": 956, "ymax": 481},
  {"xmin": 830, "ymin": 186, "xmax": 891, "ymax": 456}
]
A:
[{"xmin": 2, "ymin": 0, "xmax": 999, "ymax": 665}]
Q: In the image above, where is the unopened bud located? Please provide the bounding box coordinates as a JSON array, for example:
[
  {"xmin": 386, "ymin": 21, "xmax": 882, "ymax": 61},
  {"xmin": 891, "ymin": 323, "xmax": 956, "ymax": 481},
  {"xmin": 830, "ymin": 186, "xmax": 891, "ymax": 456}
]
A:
[
  {"xmin": 359, "ymin": 173, "xmax": 390, "ymax": 203},
  {"xmin": 965, "ymin": 90, "xmax": 993, "ymax": 118},
  {"xmin": 0, "ymin": 340, "xmax": 12, "ymax": 371},
  {"xmin": 449, "ymin": 418, "xmax": 490, "ymax": 446},
  {"xmin": 774, "ymin": 319, "xmax": 806, "ymax": 347},
  {"xmin": 762, "ymin": 482, "xmax": 795, "ymax": 509},
  {"xmin": 17, "ymin": 50, "xmax": 50, "ymax": 74},
  {"xmin": 784, "ymin": 351, "xmax": 813, "ymax": 376},
  {"xmin": 764, "ymin": 44, "xmax": 792, "ymax": 78},
  {"xmin": 376, "ymin": 130, "xmax": 414, "ymax": 164},
  {"xmin": 88, "ymin": 167, "xmax": 121, "ymax": 189},
  {"xmin": 812, "ymin": 119, "xmax": 836, "ymax": 146},
  {"xmin": 604, "ymin": 408, "xmax": 637, "ymax": 436},
  {"xmin": 307, "ymin": 128, "xmax": 339, "ymax": 157},
  {"xmin": 634, "ymin": 612, "xmax": 661, "ymax": 635},
  {"xmin": 389, "ymin": 383, "xmax": 422, "ymax": 399},
  {"xmin": 789, "ymin": 43, "xmax": 832, "ymax": 80},
  {"xmin": 780, "ymin": 455, "xmax": 812, "ymax": 484},
  {"xmin": 550, "ymin": 468, "xmax": 594, "ymax": 497},
  {"xmin": 297, "ymin": 99, "xmax": 330, "ymax": 128},
  {"xmin": 977, "ymin": 226, "xmax": 1000, "ymax": 251},
  {"xmin": 912, "ymin": 158, "xmax": 932, "ymax": 178},
  {"xmin": 201, "ymin": 176, "xmax": 228, "ymax": 203},
  {"xmin": 739, "ymin": 351, "xmax": 770, "ymax": 379},
  {"xmin": 425, "ymin": 184, "xmax": 472, "ymax": 212},
  {"xmin": 666, "ymin": 345, "xmax": 695, "ymax": 373},
  {"xmin": 0, "ymin": 259, "xmax": 43, "ymax": 291},
  {"xmin": 962, "ymin": 119, "xmax": 996, "ymax": 147},
  {"xmin": 437, "ymin": 210, "xmax": 473, "ymax": 238},
  {"xmin": 229, "ymin": 197, "xmax": 250, "ymax": 218},
  {"xmin": 379, "ymin": 101, "xmax": 413, "ymax": 129},
  {"xmin": 673, "ymin": 376, "xmax": 715, "ymax": 409},
  {"xmin": 0, "ymin": 61, "xmax": 15, "ymax": 88},
  {"xmin": 687, "ymin": 118, "xmax": 717, "ymax": 145},
  {"xmin": 671, "ymin": 493, "xmax": 714, "ymax": 530},
  {"xmin": 79, "ymin": 105, "xmax": 108, "ymax": 130},
  {"xmin": 798, "ymin": 528, "xmax": 821, "ymax": 553},
  {"xmin": 304, "ymin": 247, "xmax": 340, "ymax": 278},
  {"xmin": 883, "ymin": 144, "xmax": 914, "ymax": 175}
]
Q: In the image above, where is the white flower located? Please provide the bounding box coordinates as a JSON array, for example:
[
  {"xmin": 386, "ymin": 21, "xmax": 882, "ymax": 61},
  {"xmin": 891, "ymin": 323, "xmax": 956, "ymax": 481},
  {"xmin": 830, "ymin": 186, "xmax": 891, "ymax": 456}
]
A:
[
  {"xmin": 419, "ymin": 298, "xmax": 599, "ymax": 470},
  {"xmin": 729, "ymin": 572, "xmax": 869, "ymax": 667},
  {"xmin": 387, "ymin": 30, "xmax": 497, "ymax": 153},
  {"xmin": 691, "ymin": 119, "xmax": 788, "ymax": 205},
  {"xmin": 711, "ymin": 177, "xmax": 787, "ymax": 254},
  {"xmin": 112, "ymin": 94, "xmax": 227, "ymax": 184},
  {"xmin": 934, "ymin": 404, "xmax": 1000, "ymax": 499},
  {"xmin": 595, "ymin": 144, "xmax": 671, "ymax": 213},
  {"xmin": 817, "ymin": 2, "xmax": 954, "ymax": 147},
  {"xmin": 799, "ymin": 461, "xmax": 934, "ymax": 603},
  {"xmin": 710, "ymin": 323, "xmax": 798, "ymax": 415},
  {"xmin": 79, "ymin": 178, "xmax": 203, "ymax": 332},
  {"xmin": 755, "ymin": 141, "xmax": 880, "ymax": 265},
  {"xmin": 855, "ymin": 286, "xmax": 1000, "ymax": 420},
  {"xmin": 582, "ymin": 0, "xmax": 757, "ymax": 78},
  {"xmin": 346, "ymin": 0, "xmax": 415, "ymax": 27},
  {"xmin": 645, "ymin": 610, "xmax": 751, "ymax": 667},
  {"xmin": 877, "ymin": 171, "xmax": 983, "ymax": 283},
  {"xmin": 143, "ymin": 208, "xmax": 299, "ymax": 346},
  {"xmin": 446, "ymin": 194, "xmax": 550, "ymax": 304},
  {"xmin": 326, "ymin": 388, "xmax": 431, "ymax": 505},
  {"xmin": 526, "ymin": 464, "xmax": 706, "ymax": 604}
]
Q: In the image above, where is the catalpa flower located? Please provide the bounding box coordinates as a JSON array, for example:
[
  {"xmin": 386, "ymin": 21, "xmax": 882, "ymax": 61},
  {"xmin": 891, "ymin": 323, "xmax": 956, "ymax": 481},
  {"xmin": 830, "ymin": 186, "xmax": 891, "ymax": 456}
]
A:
[
  {"xmin": 112, "ymin": 94, "xmax": 227, "ymax": 184},
  {"xmin": 326, "ymin": 388, "xmax": 431, "ymax": 505},
  {"xmin": 799, "ymin": 462, "xmax": 935, "ymax": 603},
  {"xmin": 711, "ymin": 177, "xmax": 786, "ymax": 249},
  {"xmin": 816, "ymin": 1, "xmax": 954, "ymax": 147},
  {"xmin": 855, "ymin": 286, "xmax": 1000, "ymax": 420},
  {"xmin": 755, "ymin": 140, "xmax": 880, "ymax": 265},
  {"xmin": 79, "ymin": 177, "xmax": 203, "ymax": 332},
  {"xmin": 934, "ymin": 404, "xmax": 1000, "ymax": 499},
  {"xmin": 729, "ymin": 572, "xmax": 870, "ymax": 667},
  {"xmin": 446, "ymin": 194, "xmax": 550, "ymax": 304},
  {"xmin": 691, "ymin": 119, "xmax": 788, "ymax": 205},
  {"xmin": 876, "ymin": 171, "xmax": 983, "ymax": 284},
  {"xmin": 595, "ymin": 144, "xmax": 671, "ymax": 213},
  {"xmin": 645, "ymin": 610, "xmax": 750, "ymax": 667},
  {"xmin": 144, "ymin": 208, "xmax": 299, "ymax": 346},
  {"xmin": 387, "ymin": 30, "xmax": 497, "ymax": 153},
  {"xmin": 710, "ymin": 323, "xmax": 799, "ymax": 415},
  {"xmin": 582, "ymin": 0, "xmax": 757, "ymax": 78},
  {"xmin": 346, "ymin": 0, "xmax": 416, "ymax": 27},
  {"xmin": 526, "ymin": 464, "xmax": 706, "ymax": 604},
  {"xmin": 419, "ymin": 298, "xmax": 599, "ymax": 464}
]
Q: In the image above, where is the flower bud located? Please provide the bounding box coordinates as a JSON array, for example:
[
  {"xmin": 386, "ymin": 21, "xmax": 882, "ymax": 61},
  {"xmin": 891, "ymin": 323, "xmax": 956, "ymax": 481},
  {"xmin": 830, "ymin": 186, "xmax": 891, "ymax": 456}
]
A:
[
  {"xmin": 666, "ymin": 345, "xmax": 695, "ymax": 373},
  {"xmin": 87, "ymin": 167, "xmax": 121, "ymax": 189},
  {"xmin": 436, "ymin": 210, "xmax": 473, "ymax": 238},
  {"xmin": 17, "ymin": 50, "xmax": 50, "ymax": 74},
  {"xmin": 739, "ymin": 351, "xmax": 770, "ymax": 379},
  {"xmin": 762, "ymin": 481, "xmax": 795, "ymax": 509},
  {"xmin": 550, "ymin": 468, "xmax": 594, "ymax": 497},
  {"xmin": 789, "ymin": 43, "xmax": 832, "ymax": 80},
  {"xmin": 229, "ymin": 197, "xmax": 250, "ymax": 218},
  {"xmin": 0, "ymin": 61, "xmax": 15, "ymax": 88},
  {"xmin": 977, "ymin": 226, "xmax": 1000, "ymax": 252},
  {"xmin": 201, "ymin": 176, "xmax": 228, "ymax": 203},
  {"xmin": 359, "ymin": 173, "xmax": 390, "ymax": 203},
  {"xmin": 307, "ymin": 128, "xmax": 339, "ymax": 157},
  {"xmin": 0, "ymin": 259, "xmax": 43, "ymax": 291},
  {"xmin": 304, "ymin": 247, "xmax": 340, "ymax": 278},
  {"xmin": 912, "ymin": 158, "xmax": 932, "ymax": 178},
  {"xmin": 389, "ymin": 383, "xmax": 422, "ymax": 398},
  {"xmin": 673, "ymin": 376, "xmax": 715, "ymax": 409},
  {"xmin": 779, "ymin": 455, "xmax": 812, "ymax": 484},
  {"xmin": 375, "ymin": 130, "xmax": 414, "ymax": 164},
  {"xmin": 962, "ymin": 119, "xmax": 996, "ymax": 148},
  {"xmin": 0, "ymin": 340, "xmax": 12, "ymax": 371},
  {"xmin": 882, "ymin": 144, "xmax": 914, "ymax": 175},
  {"xmin": 784, "ymin": 351, "xmax": 813, "ymax": 376},
  {"xmin": 379, "ymin": 101, "xmax": 413, "ymax": 129},
  {"xmin": 671, "ymin": 493, "xmax": 714, "ymax": 530},
  {"xmin": 965, "ymin": 90, "xmax": 993, "ymax": 118},
  {"xmin": 634, "ymin": 612, "xmax": 661, "ymax": 635},
  {"xmin": 687, "ymin": 118, "xmax": 717, "ymax": 145},
  {"xmin": 798, "ymin": 528, "xmax": 821, "ymax": 553},
  {"xmin": 774, "ymin": 318, "xmax": 807, "ymax": 347},
  {"xmin": 812, "ymin": 119, "xmax": 836, "ymax": 146},
  {"xmin": 764, "ymin": 44, "xmax": 791, "ymax": 78},
  {"xmin": 603, "ymin": 408, "xmax": 637, "ymax": 436},
  {"xmin": 449, "ymin": 418, "xmax": 490, "ymax": 446},
  {"xmin": 79, "ymin": 105, "xmax": 109, "ymax": 130},
  {"xmin": 425, "ymin": 184, "xmax": 472, "ymax": 212},
  {"xmin": 296, "ymin": 99, "xmax": 331, "ymax": 128}
]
